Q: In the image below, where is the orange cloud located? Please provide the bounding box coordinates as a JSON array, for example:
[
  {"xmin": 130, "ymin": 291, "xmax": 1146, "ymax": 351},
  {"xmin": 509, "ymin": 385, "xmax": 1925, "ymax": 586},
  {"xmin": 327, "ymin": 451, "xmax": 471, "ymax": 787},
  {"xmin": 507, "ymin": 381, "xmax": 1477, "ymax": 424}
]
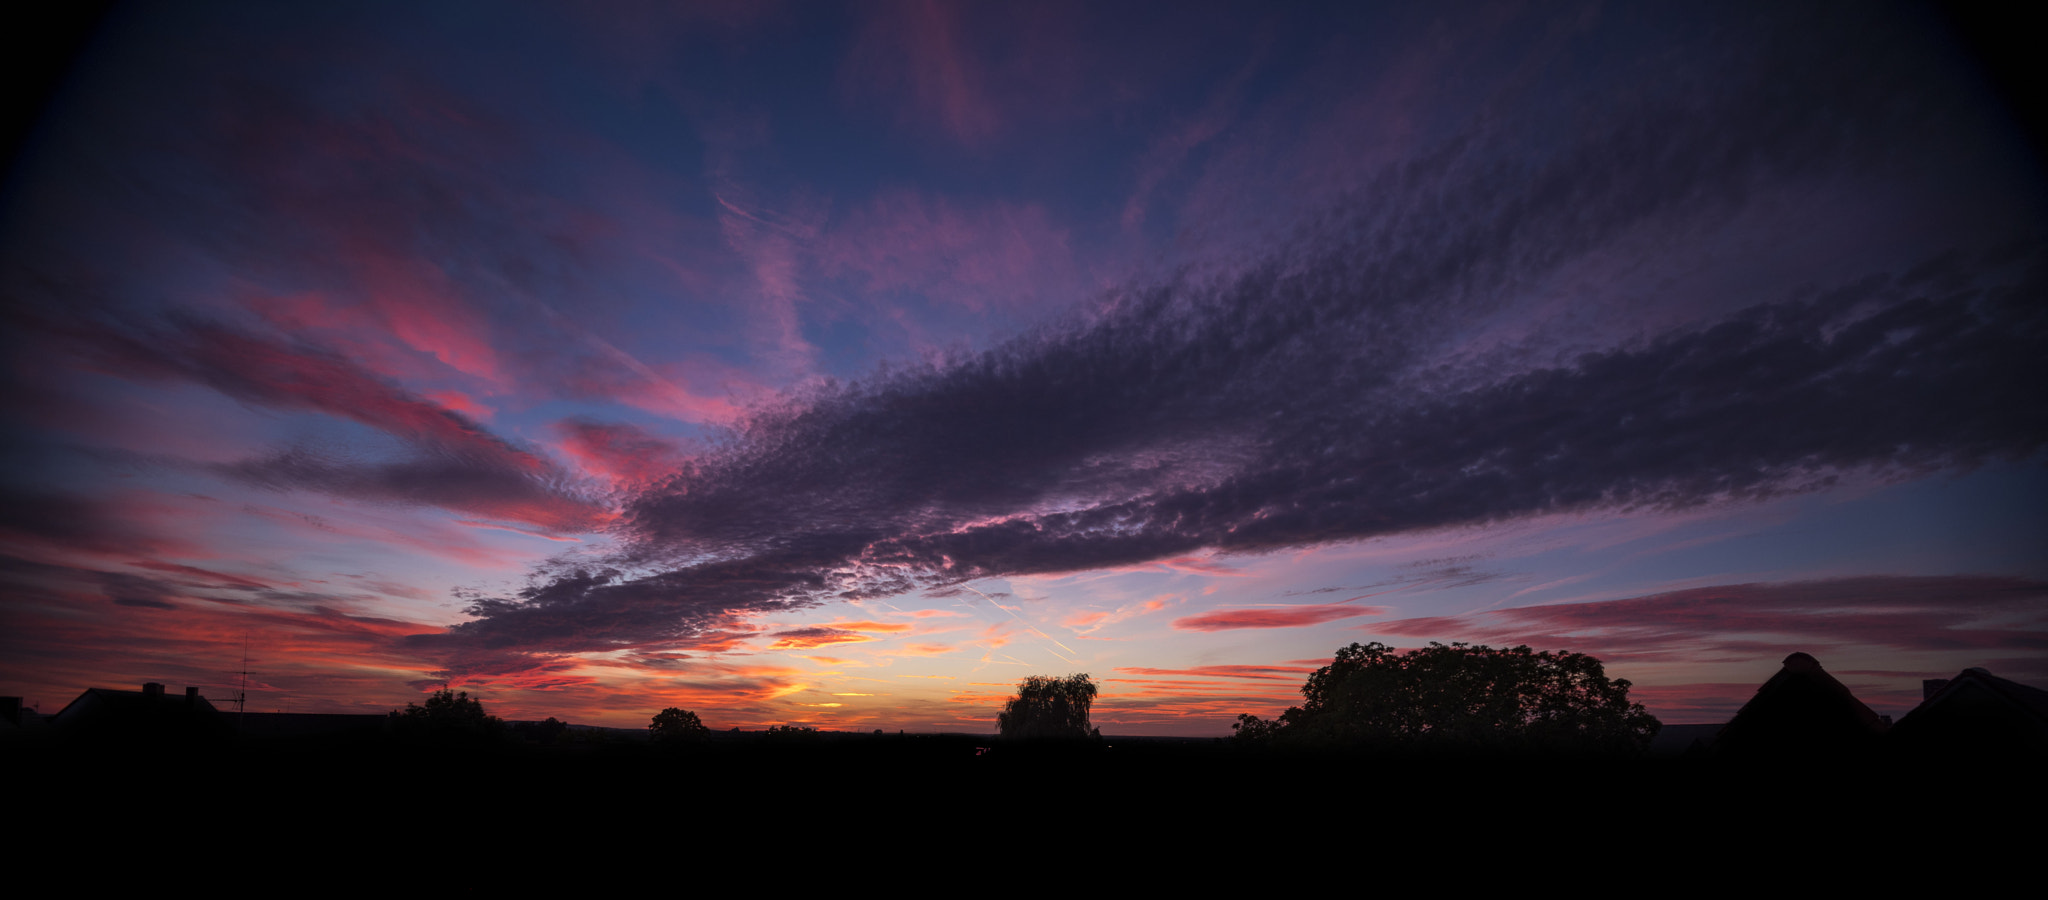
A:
[
  {"xmin": 824, "ymin": 620, "xmax": 913, "ymax": 633},
  {"xmin": 1064, "ymin": 594, "xmax": 1177, "ymax": 632},
  {"xmin": 899, "ymin": 643, "xmax": 958, "ymax": 656},
  {"xmin": 768, "ymin": 627, "xmax": 876, "ymax": 650},
  {"xmin": 947, "ymin": 692, "xmax": 1007, "ymax": 706}
]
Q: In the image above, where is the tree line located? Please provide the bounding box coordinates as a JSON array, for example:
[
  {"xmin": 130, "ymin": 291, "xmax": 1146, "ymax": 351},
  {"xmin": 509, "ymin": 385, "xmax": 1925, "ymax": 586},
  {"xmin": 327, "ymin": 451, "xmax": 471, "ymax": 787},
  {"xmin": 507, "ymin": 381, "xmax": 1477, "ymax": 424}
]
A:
[{"xmin": 408, "ymin": 640, "xmax": 1660, "ymax": 757}]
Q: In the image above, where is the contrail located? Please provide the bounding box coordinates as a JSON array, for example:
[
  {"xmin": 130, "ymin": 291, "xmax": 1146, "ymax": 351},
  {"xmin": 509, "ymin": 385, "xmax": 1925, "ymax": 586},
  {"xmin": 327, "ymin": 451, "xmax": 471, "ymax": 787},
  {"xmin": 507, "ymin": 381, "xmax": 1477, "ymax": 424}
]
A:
[{"xmin": 956, "ymin": 583, "xmax": 1080, "ymax": 663}]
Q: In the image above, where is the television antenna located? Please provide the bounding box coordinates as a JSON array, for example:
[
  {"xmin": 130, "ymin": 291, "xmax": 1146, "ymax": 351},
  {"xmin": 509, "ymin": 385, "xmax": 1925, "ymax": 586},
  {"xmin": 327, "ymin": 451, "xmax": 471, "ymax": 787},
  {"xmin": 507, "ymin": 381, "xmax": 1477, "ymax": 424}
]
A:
[{"xmin": 229, "ymin": 634, "xmax": 251, "ymax": 728}]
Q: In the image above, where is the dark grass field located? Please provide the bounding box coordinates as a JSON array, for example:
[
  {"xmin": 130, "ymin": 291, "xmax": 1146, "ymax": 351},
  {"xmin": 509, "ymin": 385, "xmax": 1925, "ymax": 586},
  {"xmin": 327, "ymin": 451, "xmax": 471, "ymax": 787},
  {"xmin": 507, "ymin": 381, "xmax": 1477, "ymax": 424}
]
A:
[{"xmin": 16, "ymin": 729, "xmax": 2039, "ymax": 842}]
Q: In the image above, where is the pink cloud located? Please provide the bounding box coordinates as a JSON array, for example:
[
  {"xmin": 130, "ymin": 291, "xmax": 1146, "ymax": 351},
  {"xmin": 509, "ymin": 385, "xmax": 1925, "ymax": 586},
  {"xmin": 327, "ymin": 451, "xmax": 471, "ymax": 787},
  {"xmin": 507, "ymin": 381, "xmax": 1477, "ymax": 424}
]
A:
[
  {"xmin": 7, "ymin": 489, "xmax": 550, "ymax": 583},
  {"xmin": 843, "ymin": 1, "xmax": 1001, "ymax": 145},
  {"xmin": 1063, "ymin": 594, "xmax": 1177, "ymax": 633},
  {"xmin": 0, "ymin": 566, "xmax": 449, "ymax": 719},
  {"xmin": 64, "ymin": 318, "xmax": 610, "ymax": 533},
  {"xmin": 155, "ymin": 323, "xmax": 548, "ymax": 475},
  {"xmin": 200, "ymin": 66, "xmax": 760, "ymax": 429},
  {"xmin": 554, "ymin": 419, "xmax": 688, "ymax": 489},
  {"xmin": 123, "ymin": 560, "xmax": 284, "ymax": 593},
  {"xmin": 1152, "ymin": 556, "xmax": 1244, "ymax": 576},
  {"xmin": 712, "ymin": 191, "xmax": 824, "ymax": 374},
  {"xmin": 1113, "ymin": 664, "xmax": 1321, "ymax": 682},
  {"xmin": 453, "ymin": 520, "xmax": 582, "ymax": 543},
  {"xmin": 423, "ymin": 389, "xmax": 494, "ymax": 421},
  {"xmin": 1120, "ymin": 45, "xmax": 1265, "ymax": 231},
  {"xmin": 1173, "ymin": 603, "xmax": 1390, "ymax": 632},
  {"xmin": 358, "ymin": 261, "xmax": 505, "ymax": 385},
  {"xmin": 224, "ymin": 498, "xmax": 551, "ymax": 571},
  {"xmin": 580, "ymin": 354, "xmax": 754, "ymax": 425},
  {"xmin": 0, "ymin": 488, "xmax": 217, "ymax": 565},
  {"xmin": 820, "ymin": 190, "xmax": 1076, "ymax": 313}
]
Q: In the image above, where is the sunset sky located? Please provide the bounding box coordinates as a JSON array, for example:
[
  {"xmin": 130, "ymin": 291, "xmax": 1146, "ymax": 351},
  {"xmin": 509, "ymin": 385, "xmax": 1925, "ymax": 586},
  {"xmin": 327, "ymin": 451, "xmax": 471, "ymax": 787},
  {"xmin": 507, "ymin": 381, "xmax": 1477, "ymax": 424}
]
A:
[{"xmin": 2, "ymin": 1, "xmax": 2043, "ymax": 735}]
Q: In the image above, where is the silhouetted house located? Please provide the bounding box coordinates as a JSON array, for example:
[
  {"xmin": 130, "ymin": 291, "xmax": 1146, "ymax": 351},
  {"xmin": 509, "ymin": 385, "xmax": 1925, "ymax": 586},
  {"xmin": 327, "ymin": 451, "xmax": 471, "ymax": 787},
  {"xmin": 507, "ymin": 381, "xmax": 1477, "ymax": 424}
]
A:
[
  {"xmin": 48, "ymin": 682, "xmax": 232, "ymax": 742},
  {"xmin": 1888, "ymin": 667, "xmax": 2048, "ymax": 759},
  {"xmin": 0, "ymin": 696, "xmax": 45, "ymax": 734},
  {"xmin": 233, "ymin": 711, "xmax": 391, "ymax": 739},
  {"xmin": 1646, "ymin": 723, "xmax": 1723, "ymax": 757},
  {"xmin": 1714, "ymin": 652, "xmax": 1888, "ymax": 759}
]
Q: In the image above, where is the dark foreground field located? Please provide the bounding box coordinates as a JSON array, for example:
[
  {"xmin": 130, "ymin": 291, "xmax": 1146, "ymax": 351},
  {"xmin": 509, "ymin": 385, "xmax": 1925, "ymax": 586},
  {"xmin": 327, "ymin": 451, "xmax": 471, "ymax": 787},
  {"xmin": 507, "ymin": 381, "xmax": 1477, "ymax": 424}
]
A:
[{"xmin": 15, "ymin": 729, "xmax": 2041, "ymax": 862}]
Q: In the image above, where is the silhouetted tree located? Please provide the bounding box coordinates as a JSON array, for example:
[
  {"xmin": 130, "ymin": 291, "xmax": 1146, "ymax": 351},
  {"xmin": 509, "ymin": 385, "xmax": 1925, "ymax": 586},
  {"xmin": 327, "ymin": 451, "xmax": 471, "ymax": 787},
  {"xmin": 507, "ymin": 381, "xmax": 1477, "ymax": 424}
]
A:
[
  {"xmin": 649, "ymin": 707, "xmax": 709, "ymax": 742},
  {"xmin": 762, "ymin": 724, "xmax": 819, "ymax": 741},
  {"xmin": 1234, "ymin": 642, "xmax": 1658, "ymax": 755},
  {"xmin": 537, "ymin": 716, "xmax": 567, "ymax": 743},
  {"xmin": 391, "ymin": 689, "xmax": 504, "ymax": 741},
  {"xmin": 998, "ymin": 674, "xmax": 1099, "ymax": 739},
  {"xmin": 515, "ymin": 716, "xmax": 569, "ymax": 744}
]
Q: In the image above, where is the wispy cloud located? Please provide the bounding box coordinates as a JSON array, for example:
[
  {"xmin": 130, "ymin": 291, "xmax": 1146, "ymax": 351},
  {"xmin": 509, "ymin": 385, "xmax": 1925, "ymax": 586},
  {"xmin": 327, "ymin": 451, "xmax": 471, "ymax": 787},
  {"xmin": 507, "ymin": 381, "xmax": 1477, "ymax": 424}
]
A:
[
  {"xmin": 1173, "ymin": 604, "xmax": 1390, "ymax": 632},
  {"xmin": 1363, "ymin": 575, "xmax": 2048, "ymax": 664},
  {"xmin": 842, "ymin": 0, "xmax": 1004, "ymax": 145},
  {"xmin": 6, "ymin": 1, "xmax": 2039, "ymax": 713},
  {"xmin": 767, "ymin": 627, "xmax": 877, "ymax": 650},
  {"xmin": 1113, "ymin": 664, "xmax": 1320, "ymax": 682}
]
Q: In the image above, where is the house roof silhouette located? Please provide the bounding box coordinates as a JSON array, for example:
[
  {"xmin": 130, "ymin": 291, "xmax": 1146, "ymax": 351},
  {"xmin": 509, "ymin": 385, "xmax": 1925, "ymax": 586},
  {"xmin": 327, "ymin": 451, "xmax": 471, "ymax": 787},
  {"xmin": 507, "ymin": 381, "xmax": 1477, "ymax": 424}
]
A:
[
  {"xmin": 1889, "ymin": 666, "xmax": 2048, "ymax": 757},
  {"xmin": 48, "ymin": 682, "xmax": 231, "ymax": 740},
  {"xmin": 1714, "ymin": 652, "xmax": 1887, "ymax": 757}
]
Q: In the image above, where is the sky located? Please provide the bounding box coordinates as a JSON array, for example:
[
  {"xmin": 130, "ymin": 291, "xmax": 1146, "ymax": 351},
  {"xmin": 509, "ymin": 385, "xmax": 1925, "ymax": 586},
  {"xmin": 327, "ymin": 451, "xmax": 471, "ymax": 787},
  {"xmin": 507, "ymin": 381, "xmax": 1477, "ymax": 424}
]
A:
[{"xmin": 2, "ymin": 0, "xmax": 2043, "ymax": 735}]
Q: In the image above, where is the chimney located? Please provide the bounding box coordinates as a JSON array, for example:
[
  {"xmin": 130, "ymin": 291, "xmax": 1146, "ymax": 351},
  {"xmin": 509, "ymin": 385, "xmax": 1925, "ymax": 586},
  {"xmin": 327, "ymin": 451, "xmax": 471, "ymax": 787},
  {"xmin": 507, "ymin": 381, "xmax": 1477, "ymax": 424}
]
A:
[
  {"xmin": 1922, "ymin": 678, "xmax": 1949, "ymax": 701},
  {"xmin": 143, "ymin": 682, "xmax": 165, "ymax": 701},
  {"xmin": 185, "ymin": 686, "xmax": 200, "ymax": 707}
]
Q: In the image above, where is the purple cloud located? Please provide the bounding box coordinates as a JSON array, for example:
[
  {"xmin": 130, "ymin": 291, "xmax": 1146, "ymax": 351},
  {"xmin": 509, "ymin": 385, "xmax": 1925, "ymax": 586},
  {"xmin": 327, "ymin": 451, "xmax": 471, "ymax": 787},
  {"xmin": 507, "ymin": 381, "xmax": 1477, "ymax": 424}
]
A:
[{"xmin": 1367, "ymin": 576, "xmax": 2048, "ymax": 663}]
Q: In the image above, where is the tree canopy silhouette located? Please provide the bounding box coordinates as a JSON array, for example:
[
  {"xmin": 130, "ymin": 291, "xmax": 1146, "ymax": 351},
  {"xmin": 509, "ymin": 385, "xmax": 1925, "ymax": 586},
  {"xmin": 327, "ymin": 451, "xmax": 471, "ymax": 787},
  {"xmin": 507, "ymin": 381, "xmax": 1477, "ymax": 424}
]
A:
[
  {"xmin": 762, "ymin": 723, "xmax": 820, "ymax": 740},
  {"xmin": 1234, "ymin": 642, "xmax": 1659, "ymax": 755},
  {"xmin": 649, "ymin": 707, "xmax": 709, "ymax": 743},
  {"xmin": 998, "ymin": 674, "xmax": 1099, "ymax": 739},
  {"xmin": 390, "ymin": 688, "xmax": 503, "ymax": 741}
]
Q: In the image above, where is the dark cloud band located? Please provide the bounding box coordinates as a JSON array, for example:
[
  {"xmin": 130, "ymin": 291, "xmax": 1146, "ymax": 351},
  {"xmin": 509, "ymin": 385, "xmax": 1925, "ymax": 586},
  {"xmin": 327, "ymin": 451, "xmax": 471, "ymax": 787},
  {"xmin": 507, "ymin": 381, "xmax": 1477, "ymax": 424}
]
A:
[{"xmin": 426, "ymin": 0, "xmax": 2048, "ymax": 668}]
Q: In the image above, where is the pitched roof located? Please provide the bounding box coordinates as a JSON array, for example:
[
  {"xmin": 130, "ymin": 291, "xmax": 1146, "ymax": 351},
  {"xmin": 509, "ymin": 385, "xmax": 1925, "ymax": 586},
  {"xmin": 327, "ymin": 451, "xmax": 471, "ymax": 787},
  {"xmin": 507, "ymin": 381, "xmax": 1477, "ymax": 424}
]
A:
[
  {"xmin": 48, "ymin": 683, "xmax": 230, "ymax": 739},
  {"xmin": 1890, "ymin": 666, "xmax": 2048, "ymax": 756},
  {"xmin": 1714, "ymin": 652, "xmax": 1887, "ymax": 757}
]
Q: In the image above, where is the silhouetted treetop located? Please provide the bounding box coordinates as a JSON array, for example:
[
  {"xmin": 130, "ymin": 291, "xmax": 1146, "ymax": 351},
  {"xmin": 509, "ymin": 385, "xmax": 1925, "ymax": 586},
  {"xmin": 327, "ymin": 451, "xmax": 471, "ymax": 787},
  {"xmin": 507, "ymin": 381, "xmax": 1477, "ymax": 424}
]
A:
[
  {"xmin": 1234, "ymin": 642, "xmax": 1658, "ymax": 755},
  {"xmin": 649, "ymin": 707, "xmax": 708, "ymax": 743},
  {"xmin": 998, "ymin": 674, "xmax": 1099, "ymax": 740},
  {"xmin": 391, "ymin": 689, "xmax": 504, "ymax": 741},
  {"xmin": 762, "ymin": 723, "xmax": 820, "ymax": 741}
]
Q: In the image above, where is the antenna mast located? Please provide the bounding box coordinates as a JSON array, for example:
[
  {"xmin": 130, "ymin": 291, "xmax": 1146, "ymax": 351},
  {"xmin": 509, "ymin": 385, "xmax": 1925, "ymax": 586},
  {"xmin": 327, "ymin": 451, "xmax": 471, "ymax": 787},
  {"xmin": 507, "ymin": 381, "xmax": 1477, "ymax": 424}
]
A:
[{"xmin": 234, "ymin": 634, "xmax": 250, "ymax": 728}]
